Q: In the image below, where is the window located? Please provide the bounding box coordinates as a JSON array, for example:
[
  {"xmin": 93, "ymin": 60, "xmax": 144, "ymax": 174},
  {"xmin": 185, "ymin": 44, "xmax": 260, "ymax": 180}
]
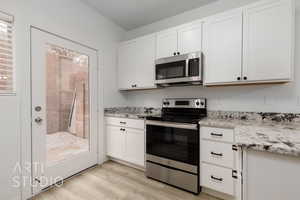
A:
[{"xmin": 0, "ymin": 11, "xmax": 14, "ymax": 93}]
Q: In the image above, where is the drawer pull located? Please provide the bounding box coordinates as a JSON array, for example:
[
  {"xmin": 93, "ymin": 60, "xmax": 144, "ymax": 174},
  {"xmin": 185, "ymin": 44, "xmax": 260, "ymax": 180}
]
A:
[
  {"xmin": 120, "ymin": 128, "xmax": 126, "ymax": 131},
  {"xmin": 211, "ymin": 152, "xmax": 223, "ymax": 157},
  {"xmin": 211, "ymin": 133, "xmax": 223, "ymax": 137},
  {"xmin": 120, "ymin": 121, "xmax": 127, "ymax": 124},
  {"xmin": 211, "ymin": 175, "xmax": 223, "ymax": 182}
]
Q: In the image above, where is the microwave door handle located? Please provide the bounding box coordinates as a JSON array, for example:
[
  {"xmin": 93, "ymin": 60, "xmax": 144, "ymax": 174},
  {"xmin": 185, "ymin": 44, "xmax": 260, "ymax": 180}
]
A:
[{"xmin": 185, "ymin": 58, "xmax": 189, "ymax": 77}]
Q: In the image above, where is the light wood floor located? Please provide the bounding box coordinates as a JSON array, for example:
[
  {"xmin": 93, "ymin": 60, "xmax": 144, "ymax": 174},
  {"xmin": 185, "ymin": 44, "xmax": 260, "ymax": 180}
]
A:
[{"xmin": 32, "ymin": 161, "xmax": 221, "ymax": 200}]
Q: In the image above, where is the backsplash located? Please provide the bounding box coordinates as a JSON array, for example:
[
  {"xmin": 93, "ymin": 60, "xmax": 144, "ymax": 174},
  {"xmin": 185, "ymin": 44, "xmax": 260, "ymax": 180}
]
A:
[
  {"xmin": 104, "ymin": 107, "xmax": 161, "ymax": 115},
  {"xmin": 208, "ymin": 111, "xmax": 300, "ymax": 123}
]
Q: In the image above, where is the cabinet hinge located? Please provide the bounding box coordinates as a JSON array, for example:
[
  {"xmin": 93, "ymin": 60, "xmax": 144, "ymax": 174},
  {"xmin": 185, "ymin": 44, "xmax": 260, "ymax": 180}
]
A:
[
  {"xmin": 232, "ymin": 170, "xmax": 238, "ymax": 179},
  {"xmin": 232, "ymin": 145, "xmax": 238, "ymax": 151}
]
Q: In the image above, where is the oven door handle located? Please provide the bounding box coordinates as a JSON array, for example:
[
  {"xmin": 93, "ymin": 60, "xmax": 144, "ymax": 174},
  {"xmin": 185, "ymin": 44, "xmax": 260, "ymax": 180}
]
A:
[{"xmin": 146, "ymin": 120, "xmax": 198, "ymax": 130}]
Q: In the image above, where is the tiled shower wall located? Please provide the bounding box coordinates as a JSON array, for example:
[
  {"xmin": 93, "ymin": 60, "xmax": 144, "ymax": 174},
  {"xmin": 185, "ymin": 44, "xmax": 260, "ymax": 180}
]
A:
[{"xmin": 46, "ymin": 51, "xmax": 89, "ymax": 138}]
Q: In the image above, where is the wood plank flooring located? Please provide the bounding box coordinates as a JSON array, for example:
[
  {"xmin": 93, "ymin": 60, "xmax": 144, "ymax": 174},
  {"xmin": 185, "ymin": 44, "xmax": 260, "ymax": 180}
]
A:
[{"xmin": 32, "ymin": 161, "xmax": 221, "ymax": 200}]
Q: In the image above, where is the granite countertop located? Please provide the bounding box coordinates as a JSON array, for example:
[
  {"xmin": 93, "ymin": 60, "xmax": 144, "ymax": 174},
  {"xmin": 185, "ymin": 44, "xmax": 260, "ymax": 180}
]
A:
[
  {"xmin": 105, "ymin": 107, "xmax": 300, "ymax": 157},
  {"xmin": 200, "ymin": 112, "xmax": 300, "ymax": 157},
  {"xmin": 104, "ymin": 107, "xmax": 161, "ymax": 120}
]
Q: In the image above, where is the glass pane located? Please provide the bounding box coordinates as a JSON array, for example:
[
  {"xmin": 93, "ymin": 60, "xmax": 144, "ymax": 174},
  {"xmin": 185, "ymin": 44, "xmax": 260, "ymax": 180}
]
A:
[
  {"xmin": 156, "ymin": 61, "xmax": 186, "ymax": 80},
  {"xmin": 46, "ymin": 44, "xmax": 90, "ymax": 164}
]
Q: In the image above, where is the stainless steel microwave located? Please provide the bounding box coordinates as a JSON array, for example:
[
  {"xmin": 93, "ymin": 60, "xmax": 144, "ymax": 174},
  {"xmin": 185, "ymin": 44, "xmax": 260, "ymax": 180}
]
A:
[{"xmin": 155, "ymin": 51, "xmax": 202, "ymax": 86}]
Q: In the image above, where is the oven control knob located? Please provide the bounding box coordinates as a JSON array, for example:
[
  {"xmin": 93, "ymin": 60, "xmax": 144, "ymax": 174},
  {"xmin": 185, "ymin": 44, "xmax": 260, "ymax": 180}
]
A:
[{"xmin": 196, "ymin": 102, "xmax": 200, "ymax": 106}]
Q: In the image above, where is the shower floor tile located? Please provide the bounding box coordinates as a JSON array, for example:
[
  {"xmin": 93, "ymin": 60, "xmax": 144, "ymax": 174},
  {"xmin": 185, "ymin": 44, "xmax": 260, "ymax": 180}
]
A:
[{"xmin": 47, "ymin": 132, "xmax": 89, "ymax": 164}]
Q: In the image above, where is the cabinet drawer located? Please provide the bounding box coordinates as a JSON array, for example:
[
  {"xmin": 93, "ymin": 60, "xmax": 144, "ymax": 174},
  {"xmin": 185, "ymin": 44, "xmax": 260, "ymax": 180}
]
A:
[
  {"xmin": 200, "ymin": 163, "xmax": 236, "ymax": 196},
  {"xmin": 201, "ymin": 126, "xmax": 234, "ymax": 143},
  {"xmin": 201, "ymin": 140, "xmax": 235, "ymax": 168},
  {"xmin": 105, "ymin": 117, "xmax": 144, "ymax": 129}
]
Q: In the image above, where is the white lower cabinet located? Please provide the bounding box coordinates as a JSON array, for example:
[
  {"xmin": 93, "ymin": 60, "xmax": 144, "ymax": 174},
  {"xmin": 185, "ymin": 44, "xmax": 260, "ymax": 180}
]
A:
[
  {"xmin": 201, "ymin": 163, "xmax": 236, "ymax": 196},
  {"xmin": 106, "ymin": 125, "xmax": 125, "ymax": 159},
  {"xmin": 243, "ymin": 150, "xmax": 300, "ymax": 200},
  {"xmin": 200, "ymin": 126, "xmax": 241, "ymax": 200},
  {"xmin": 106, "ymin": 117, "xmax": 145, "ymax": 167},
  {"xmin": 124, "ymin": 128, "xmax": 145, "ymax": 166}
]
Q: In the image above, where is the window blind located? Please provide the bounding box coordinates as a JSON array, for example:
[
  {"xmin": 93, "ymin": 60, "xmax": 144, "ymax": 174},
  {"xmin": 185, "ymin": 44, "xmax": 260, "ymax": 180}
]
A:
[{"xmin": 0, "ymin": 11, "xmax": 14, "ymax": 93}]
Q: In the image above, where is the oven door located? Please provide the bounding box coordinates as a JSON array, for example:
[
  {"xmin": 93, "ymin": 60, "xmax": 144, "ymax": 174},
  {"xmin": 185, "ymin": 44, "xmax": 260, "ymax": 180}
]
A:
[{"xmin": 146, "ymin": 121, "xmax": 199, "ymax": 166}]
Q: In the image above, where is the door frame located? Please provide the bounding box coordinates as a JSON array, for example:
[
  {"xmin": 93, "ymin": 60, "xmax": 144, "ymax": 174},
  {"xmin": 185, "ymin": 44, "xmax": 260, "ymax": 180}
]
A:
[{"xmin": 28, "ymin": 26, "xmax": 102, "ymax": 197}]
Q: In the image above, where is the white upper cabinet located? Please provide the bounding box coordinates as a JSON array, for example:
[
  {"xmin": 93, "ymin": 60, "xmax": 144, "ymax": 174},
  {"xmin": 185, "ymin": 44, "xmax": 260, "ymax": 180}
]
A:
[
  {"xmin": 204, "ymin": 0, "xmax": 294, "ymax": 85},
  {"xmin": 156, "ymin": 29, "xmax": 178, "ymax": 59},
  {"xmin": 203, "ymin": 11, "xmax": 243, "ymax": 84},
  {"xmin": 118, "ymin": 34, "xmax": 156, "ymax": 90},
  {"xmin": 177, "ymin": 22, "xmax": 203, "ymax": 55},
  {"xmin": 119, "ymin": 0, "xmax": 295, "ymax": 88},
  {"xmin": 243, "ymin": 0, "xmax": 294, "ymax": 82},
  {"xmin": 156, "ymin": 22, "xmax": 203, "ymax": 59}
]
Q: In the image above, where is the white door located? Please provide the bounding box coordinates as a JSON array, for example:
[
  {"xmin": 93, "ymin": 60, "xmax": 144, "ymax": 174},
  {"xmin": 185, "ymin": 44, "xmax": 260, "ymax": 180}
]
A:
[
  {"xmin": 203, "ymin": 11, "xmax": 243, "ymax": 85},
  {"xmin": 124, "ymin": 128, "xmax": 145, "ymax": 167},
  {"xmin": 31, "ymin": 28, "xmax": 98, "ymax": 194},
  {"xmin": 106, "ymin": 125, "xmax": 125, "ymax": 159},
  {"xmin": 178, "ymin": 22, "xmax": 203, "ymax": 54},
  {"xmin": 156, "ymin": 29, "xmax": 178, "ymax": 59},
  {"xmin": 243, "ymin": 0, "xmax": 294, "ymax": 82}
]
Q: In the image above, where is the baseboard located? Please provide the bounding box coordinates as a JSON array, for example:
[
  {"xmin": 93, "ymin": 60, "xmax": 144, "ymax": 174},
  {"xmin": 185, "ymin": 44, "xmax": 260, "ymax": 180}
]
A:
[{"xmin": 202, "ymin": 187, "xmax": 235, "ymax": 200}]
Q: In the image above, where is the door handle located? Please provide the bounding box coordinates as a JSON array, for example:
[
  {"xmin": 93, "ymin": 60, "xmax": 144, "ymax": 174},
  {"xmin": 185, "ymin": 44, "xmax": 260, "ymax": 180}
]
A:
[{"xmin": 34, "ymin": 117, "xmax": 43, "ymax": 124}]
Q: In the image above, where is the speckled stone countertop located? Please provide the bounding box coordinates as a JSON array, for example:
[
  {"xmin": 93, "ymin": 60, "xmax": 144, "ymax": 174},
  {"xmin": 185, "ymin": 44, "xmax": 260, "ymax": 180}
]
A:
[
  {"xmin": 104, "ymin": 107, "xmax": 161, "ymax": 120},
  {"xmin": 200, "ymin": 111, "xmax": 300, "ymax": 157}
]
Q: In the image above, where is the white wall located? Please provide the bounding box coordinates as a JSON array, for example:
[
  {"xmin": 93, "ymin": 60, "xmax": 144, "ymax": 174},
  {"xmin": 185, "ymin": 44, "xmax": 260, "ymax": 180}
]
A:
[
  {"xmin": 123, "ymin": 0, "xmax": 300, "ymax": 114},
  {"xmin": 0, "ymin": 0, "xmax": 126, "ymax": 199}
]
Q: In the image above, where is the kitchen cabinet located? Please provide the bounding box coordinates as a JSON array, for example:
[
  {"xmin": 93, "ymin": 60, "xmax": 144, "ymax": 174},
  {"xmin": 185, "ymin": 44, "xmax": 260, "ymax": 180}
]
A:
[
  {"xmin": 106, "ymin": 125, "xmax": 125, "ymax": 159},
  {"xmin": 200, "ymin": 126, "xmax": 242, "ymax": 200},
  {"xmin": 156, "ymin": 29, "xmax": 178, "ymax": 59},
  {"xmin": 243, "ymin": 0, "xmax": 294, "ymax": 82},
  {"xmin": 243, "ymin": 150, "xmax": 300, "ymax": 200},
  {"xmin": 156, "ymin": 22, "xmax": 202, "ymax": 59},
  {"xmin": 124, "ymin": 128, "xmax": 145, "ymax": 166},
  {"xmin": 203, "ymin": 10, "xmax": 243, "ymax": 84},
  {"xmin": 204, "ymin": 0, "xmax": 294, "ymax": 85},
  {"xmin": 119, "ymin": 0, "xmax": 294, "ymax": 88},
  {"xmin": 105, "ymin": 117, "xmax": 145, "ymax": 167},
  {"xmin": 118, "ymin": 34, "xmax": 156, "ymax": 90},
  {"xmin": 177, "ymin": 22, "xmax": 203, "ymax": 55}
]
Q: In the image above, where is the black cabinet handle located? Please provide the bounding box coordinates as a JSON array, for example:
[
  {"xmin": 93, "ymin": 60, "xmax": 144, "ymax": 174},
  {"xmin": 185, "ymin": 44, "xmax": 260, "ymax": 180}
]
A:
[
  {"xmin": 173, "ymin": 52, "xmax": 176, "ymax": 56},
  {"xmin": 177, "ymin": 52, "xmax": 180, "ymax": 55},
  {"xmin": 211, "ymin": 175, "xmax": 223, "ymax": 182},
  {"xmin": 243, "ymin": 76, "xmax": 247, "ymax": 80},
  {"xmin": 120, "ymin": 121, "xmax": 126, "ymax": 124},
  {"xmin": 120, "ymin": 128, "xmax": 125, "ymax": 131},
  {"xmin": 211, "ymin": 152, "xmax": 223, "ymax": 157},
  {"xmin": 131, "ymin": 84, "xmax": 137, "ymax": 88},
  {"xmin": 237, "ymin": 77, "xmax": 241, "ymax": 81},
  {"xmin": 232, "ymin": 170, "xmax": 238, "ymax": 179},
  {"xmin": 211, "ymin": 133, "xmax": 223, "ymax": 137}
]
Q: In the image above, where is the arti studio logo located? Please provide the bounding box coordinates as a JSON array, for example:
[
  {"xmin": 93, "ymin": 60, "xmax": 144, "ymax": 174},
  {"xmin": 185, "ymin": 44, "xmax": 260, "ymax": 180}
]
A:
[{"xmin": 12, "ymin": 162, "xmax": 63, "ymax": 188}]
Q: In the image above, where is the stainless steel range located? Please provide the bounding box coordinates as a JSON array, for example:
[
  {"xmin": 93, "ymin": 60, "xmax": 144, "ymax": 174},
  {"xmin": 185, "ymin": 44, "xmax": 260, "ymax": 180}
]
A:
[{"xmin": 145, "ymin": 98, "xmax": 207, "ymax": 194}]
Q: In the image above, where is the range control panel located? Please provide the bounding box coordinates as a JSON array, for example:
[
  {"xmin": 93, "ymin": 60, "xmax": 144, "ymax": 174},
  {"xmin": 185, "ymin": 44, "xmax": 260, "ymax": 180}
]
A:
[{"xmin": 162, "ymin": 98, "xmax": 206, "ymax": 109}]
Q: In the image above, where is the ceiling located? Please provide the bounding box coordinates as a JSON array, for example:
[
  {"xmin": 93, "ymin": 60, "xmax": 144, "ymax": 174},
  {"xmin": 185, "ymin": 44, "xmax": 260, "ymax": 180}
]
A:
[{"xmin": 81, "ymin": 0, "xmax": 216, "ymax": 30}]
